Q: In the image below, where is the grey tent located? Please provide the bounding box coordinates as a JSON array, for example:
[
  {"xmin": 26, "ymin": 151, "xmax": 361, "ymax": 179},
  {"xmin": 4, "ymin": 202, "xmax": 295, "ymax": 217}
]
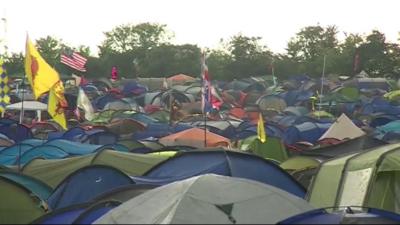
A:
[{"xmin": 94, "ymin": 174, "xmax": 314, "ymax": 224}]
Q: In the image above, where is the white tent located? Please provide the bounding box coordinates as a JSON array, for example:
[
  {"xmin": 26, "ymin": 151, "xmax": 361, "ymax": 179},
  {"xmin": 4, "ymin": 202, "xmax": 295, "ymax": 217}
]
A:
[
  {"xmin": 5, "ymin": 101, "xmax": 47, "ymax": 122},
  {"xmin": 319, "ymin": 113, "xmax": 365, "ymax": 141},
  {"xmin": 94, "ymin": 174, "xmax": 314, "ymax": 224}
]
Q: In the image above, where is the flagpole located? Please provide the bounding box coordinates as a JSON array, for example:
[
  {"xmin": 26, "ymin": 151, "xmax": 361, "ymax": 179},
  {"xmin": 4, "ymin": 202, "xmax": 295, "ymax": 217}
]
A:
[
  {"xmin": 271, "ymin": 58, "xmax": 276, "ymax": 87},
  {"xmin": 318, "ymin": 55, "xmax": 326, "ymax": 118},
  {"xmin": 201, "ymin": 51, "xmax": 207, "ymax": 148}
]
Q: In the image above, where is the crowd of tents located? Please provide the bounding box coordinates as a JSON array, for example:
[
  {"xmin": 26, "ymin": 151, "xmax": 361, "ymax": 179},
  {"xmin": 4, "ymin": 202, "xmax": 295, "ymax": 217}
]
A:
[{"xmin": 3, "ymin": 71, "xmax": 400, "ymax": 223}]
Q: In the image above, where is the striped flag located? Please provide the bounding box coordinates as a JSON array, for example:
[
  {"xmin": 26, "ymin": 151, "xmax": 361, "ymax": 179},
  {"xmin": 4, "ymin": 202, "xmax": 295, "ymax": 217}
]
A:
[
  {"xmin": 61, "ymin": 51, "xmax": 87, "ymax": 72},
  {"xmin": 0, "ymin": 59, "xmax": 10, "ymax": 113}
]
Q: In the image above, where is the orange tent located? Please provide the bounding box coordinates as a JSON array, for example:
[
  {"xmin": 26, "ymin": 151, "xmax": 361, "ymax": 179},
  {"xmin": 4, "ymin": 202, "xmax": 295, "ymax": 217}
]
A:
[
  {"xmin": 159, "ymin": 127, "xmax": 231, "ymax": 149},
  {"xmin": 167, "ymin": 74, "xmax": 196, "ymax": 83}
]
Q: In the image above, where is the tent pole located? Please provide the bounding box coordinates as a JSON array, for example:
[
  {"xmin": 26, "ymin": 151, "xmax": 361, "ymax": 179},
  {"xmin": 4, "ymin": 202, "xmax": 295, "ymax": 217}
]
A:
[
  {"xmin": 19, "ymin": 76, "xmax": 26, "ymax": 124},
  {"xmin": 318, "ymin": 55, "xmax": 326, "ymax": 118}
]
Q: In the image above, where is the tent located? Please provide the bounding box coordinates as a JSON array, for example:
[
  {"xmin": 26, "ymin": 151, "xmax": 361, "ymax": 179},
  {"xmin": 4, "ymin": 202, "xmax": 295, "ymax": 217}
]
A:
[
  {"xmin": 278, "ymin": 207, "xmax": 400, "ymax": 224},
  {"xmin": 94, "ymin": 174, "xmax": 314, "ymax": 224},
  {"xmin": 0, "ymin": 176, "xmax": 47, "ymax": 224},
  {"xmin": 0, "ymin": 171, "xmax": 53, "ymax": 201},
  {"xmin": 247, "ymin": 137, "xmax": 289, "ymax": 163},
  {"xmin": 22, "ymin": 150, "xmax": 169, "ymax": 188},
  {"xmin": 283, "ymin": 122, "xmax": 332, "ymax": 145},
  {"xmin": 92, "ymin": 184, "xmax": 158, "ymax": 203},
  {"xmin": 158, "ymin": 127, "xmax": 231, "ymax": 148},
  {"xmin": 308, "ymin": 143, "xmax": 400, "ymax": 213},
  {"xmin": 32, "ymin": 201, "xmax": 121, "ymax": 225},
  {"xmin": 132, "ymin": 150, "xmax": 306, "ymax": 198},
  {"xmin": 19, "ymin": 145, "xmax": 69, "ymax": 165},
  {"xmin": 319, "ymin": 113, "xmax": 365, "ymax": 140},
  {"xmin": 47, "ymin": 165, "xmax": 134, "ymax": 210},
  {"xmin": 0, "ymin": 144, "xmax": 35, "ymax": 165}
]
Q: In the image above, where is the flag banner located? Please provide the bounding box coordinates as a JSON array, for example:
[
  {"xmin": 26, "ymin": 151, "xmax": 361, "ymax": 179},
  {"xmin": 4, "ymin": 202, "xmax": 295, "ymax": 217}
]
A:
[
  {"xmin": 257, "ymin": 113, "xmax": 267, "ymax": 143},
  {"xmin": 48, "ymin": 81, "xmax": 68, "ymax": 130},
  {"xmin": 201, "ymin": 53, "xmax": 223, "ymax": 113},
  {"xmin": 0, "ymin": 59, "xmax": 10, "ymax": 113},
  {"xmin": 77, "ymin": 87, "xmax": 95, "ymax": 121},
  {"xmin": 25, "ymin": 36, "xmax": 61, "ymax": 99},
  {"xmin": 61, "ymin": 50, "xmax": 87, "ymax": 72}
]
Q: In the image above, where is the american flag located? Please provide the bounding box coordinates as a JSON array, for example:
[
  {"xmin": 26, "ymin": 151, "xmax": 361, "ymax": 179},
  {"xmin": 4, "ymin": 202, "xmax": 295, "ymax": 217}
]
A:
[{"xmin": 61, "ymin": 51, "xmax": 87, "ymax": 72}]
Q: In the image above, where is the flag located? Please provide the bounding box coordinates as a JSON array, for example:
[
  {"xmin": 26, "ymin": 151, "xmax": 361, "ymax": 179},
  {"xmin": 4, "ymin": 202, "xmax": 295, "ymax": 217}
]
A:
[
  {"xmin": 25, "ymin": 36, "xmax": 61, "ymax": 99},
  {"xmin": 201, "ymin": 52, "xmax": 223, "ymax": 113},
  {"xmin": 0, "ymin": 59, "xmax": 10, "ymax": 113},
  {"xmin": 76, "ymin": 87, "xmax": 95, "ymax": 121},
  {"xmin": 257, "ymin": 113, "xmax": 266, "ymax": 143},
  {"xmin": 61, "ymin": 50, "xmax": 87, "ymax": 72},
  {"xmin": 48, "ymin": 81, "xmax": 68, "ymax": 130}
]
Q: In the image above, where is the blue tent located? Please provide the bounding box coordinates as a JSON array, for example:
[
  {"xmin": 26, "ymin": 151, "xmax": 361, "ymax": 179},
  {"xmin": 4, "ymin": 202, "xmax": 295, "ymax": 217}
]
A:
[
  {"xmin": 94, "ymin": 94, "xmax": 121, "ymax": 110},
  {"xmin": 283, "ymin": 122, "xmax": 331, "ymax": 145},
  {"xmin": 0, "ymin": 144, "xmax": 34, "ymax": 165},
  {"xmin": 132, "ymin": 150, "xmax": 306, "ymax": 198},
  {"xmin": 0, "ymin": 123, "xmax": 32, "ymax": 143},
  {"xmin": 122, "ymin": 81, "xmax": 148, "ymax": 96},
  {"xmin": 33, "ymin": 201, "xmax": 121, "ymax": 225},
  {"xmin": 47, "ymin": 165, "xmax": 134, "ymax": 210},
  {"xmin": 72, "ymin": 201, "xmax": 121, "ymax": 224},
  {"xmin": 45, "ymin": 139, "xmax": 103, "ymax": 155},
  {"xmin": 19, "ymin": 145, "xmax": 69, "ymax": 165}
]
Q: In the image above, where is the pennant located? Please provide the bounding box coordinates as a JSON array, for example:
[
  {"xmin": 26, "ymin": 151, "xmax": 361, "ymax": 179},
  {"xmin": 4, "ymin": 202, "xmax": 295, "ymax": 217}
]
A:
[{"xmin": 257, "ymin": 113, "xmax": 266, "ymax": 143}]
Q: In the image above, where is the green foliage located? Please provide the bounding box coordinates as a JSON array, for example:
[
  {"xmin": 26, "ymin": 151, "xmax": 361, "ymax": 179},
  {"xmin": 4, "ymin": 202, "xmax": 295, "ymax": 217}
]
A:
[{"xmin": 5, "ymin": 23, "xmax": 400, "ymax": 80}]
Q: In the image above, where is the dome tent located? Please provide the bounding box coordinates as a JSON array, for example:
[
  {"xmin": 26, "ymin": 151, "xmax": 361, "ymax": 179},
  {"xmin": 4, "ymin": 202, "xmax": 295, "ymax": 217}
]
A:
[{"xmin": 94, "ymin": 174, "xmax": 314, "ymax": 224}]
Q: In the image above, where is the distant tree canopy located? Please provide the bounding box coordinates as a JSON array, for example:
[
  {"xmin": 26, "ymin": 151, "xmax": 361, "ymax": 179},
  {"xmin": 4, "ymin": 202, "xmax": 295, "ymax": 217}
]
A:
[{"xmin": 3, "ymin": 23, "xmax": 400, "ymax": 80}]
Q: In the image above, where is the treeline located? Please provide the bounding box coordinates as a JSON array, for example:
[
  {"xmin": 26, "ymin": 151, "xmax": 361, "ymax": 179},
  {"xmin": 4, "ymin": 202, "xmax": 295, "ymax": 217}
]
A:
[{"xmin": 4, "ymin": 23, "xmax": 400, "ymax": 80}]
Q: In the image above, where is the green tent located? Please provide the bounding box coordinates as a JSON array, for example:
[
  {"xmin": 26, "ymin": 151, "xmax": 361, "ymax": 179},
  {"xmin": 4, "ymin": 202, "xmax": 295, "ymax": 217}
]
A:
[
  {"xmin": 280, "ymin": 156, "xmax": 321, "ymax": 172},
  {"xmin": 240, "ymin": 136, "xmax": 288, "ymax": 163},
  {"xmin": 308, "ymin": 143, "xmax": 400, "ymax": 213},
  {"xmin": 148, "ymin": 110, "xmax": 170, "ymax": 123},
  {"xmin": 0, "ymin": 171, "xmax": 52, "ymax": 200},
  {"xmin": 22, "ymin": 150, "xmax": 169, "ymax": 188},
  {"xmin": 117, "ymin": 140, "xmax": 146, "ymax": 151},
  {"xmin": 0, "ymin": 177, "xmax": 47, "ymax": 224}
]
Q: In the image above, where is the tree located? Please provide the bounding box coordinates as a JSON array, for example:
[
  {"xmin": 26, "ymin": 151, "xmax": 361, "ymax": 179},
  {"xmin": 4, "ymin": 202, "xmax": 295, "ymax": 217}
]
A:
[
  {"xmin": 4, "ymin": 52, "xmax": 24, "ymax": 76},
  {"xmin": 358, "ymin": 30, "xmax": 398, "ymax": 77},
  {"xmin": 99, "ymin": 22, "xmax": 172, "ymax": 55},
  {"xmin": 36, "ymin": 36, "xmax": 64, "ymax": 68},
  {"xmin": 224, "ymin": 34, "xmax": 272, "ymax": 79},
  {"xmin": 287, "ymin": 25, "xmax": 339, "ymax": 62}
]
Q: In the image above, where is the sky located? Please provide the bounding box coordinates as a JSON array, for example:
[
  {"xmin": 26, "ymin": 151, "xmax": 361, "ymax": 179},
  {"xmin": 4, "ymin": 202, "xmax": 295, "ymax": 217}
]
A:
[{"xmin": 1, "ymin": 0, "xmax": 400, "ymax": 56}]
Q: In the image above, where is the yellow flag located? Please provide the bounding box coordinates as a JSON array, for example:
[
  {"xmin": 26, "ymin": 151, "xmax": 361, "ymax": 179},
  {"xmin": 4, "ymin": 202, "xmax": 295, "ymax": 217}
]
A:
[
  {"xmin": 257, "ymin": 113, "xmax": 266, "ymax": 143},
  {"xmin": 25, "ymin": 36, "xmax": 61, "ymax": 99},
  {"xmin": 48, "ymin": 81, "xmax": 68, "ymax": 130}
]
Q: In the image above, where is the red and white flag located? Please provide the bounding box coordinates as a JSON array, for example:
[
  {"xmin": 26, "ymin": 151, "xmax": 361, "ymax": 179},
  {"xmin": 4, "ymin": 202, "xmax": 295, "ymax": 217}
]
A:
[{"xmin": 61, "ymin": 51, "xmax": 87, "ymax": 72}]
